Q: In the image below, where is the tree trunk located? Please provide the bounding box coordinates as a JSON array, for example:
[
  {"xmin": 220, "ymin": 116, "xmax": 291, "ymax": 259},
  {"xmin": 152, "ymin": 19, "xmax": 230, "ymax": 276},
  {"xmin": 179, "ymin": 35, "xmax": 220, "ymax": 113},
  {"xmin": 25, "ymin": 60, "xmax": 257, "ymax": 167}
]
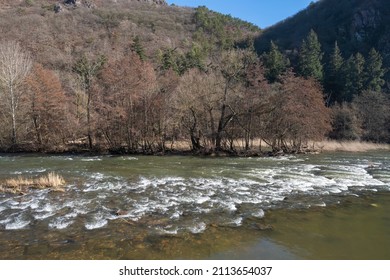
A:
[
  {"xmin": 189, "ymin": 108, "xmax": 201, "ymax": 151},
  {"xmin": 87, "ymin": 89, "xmax": 93, "ymax": 150},
  {"xmin": 10, "ymin": 85, "xmax": 17, "ymax": 145},
  {"xmin": 215, "ymin": 82, "xmax": 230, "ymax": 151}
]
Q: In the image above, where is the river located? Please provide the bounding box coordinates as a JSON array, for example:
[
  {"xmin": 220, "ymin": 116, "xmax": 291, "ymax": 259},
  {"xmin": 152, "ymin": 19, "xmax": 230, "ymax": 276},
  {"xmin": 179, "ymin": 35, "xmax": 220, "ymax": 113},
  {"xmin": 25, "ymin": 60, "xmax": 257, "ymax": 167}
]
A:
[{"xmin": 0, "ymin": 152, "xmax": 389, "ymax": 259}]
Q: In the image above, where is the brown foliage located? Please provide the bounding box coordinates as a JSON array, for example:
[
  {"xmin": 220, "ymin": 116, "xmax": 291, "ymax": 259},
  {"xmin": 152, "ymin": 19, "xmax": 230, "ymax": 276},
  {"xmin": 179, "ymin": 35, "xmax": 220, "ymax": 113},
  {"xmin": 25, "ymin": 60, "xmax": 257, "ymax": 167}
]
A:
[
  {"xmin": 0, "ymin": 3, "xmax": 342, "ymax": 154},
  {"xmin": 352, "ymin": 91, "xmax": 390, "ymax": 142},
  {"xmin": 98, "ymin": 53, "xmax": 158, "ymax": 152},
  {"xmin": 25, "ymin": 63, "xmax": 70, "ymax": 150},
  {"xmin": 329, "ymin": 103, "xmax": 361, "ymax": 140},
  {"xmin": 262, "ymin": 73, "xmax": 332, "ymax": 152}
]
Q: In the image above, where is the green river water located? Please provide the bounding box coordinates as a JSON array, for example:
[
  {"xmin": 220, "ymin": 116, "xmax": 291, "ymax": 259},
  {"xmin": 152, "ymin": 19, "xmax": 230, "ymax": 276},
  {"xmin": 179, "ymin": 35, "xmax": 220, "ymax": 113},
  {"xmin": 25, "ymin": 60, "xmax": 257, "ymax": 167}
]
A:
[{"xmin": 0, "ymin": 152, "xmax": 389, "ymax": 259}]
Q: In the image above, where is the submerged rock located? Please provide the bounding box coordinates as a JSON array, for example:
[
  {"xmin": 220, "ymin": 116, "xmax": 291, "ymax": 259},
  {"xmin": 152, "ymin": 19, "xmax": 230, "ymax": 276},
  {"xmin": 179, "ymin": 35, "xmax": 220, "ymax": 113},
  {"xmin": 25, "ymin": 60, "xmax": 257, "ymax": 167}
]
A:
[
  {"xmin": 251, "ymin": 223, "xmax": 274, "ymax": 231},
  {"xmin": 115, "ymin": 210, "xmax": 129, "ymax": 216}
]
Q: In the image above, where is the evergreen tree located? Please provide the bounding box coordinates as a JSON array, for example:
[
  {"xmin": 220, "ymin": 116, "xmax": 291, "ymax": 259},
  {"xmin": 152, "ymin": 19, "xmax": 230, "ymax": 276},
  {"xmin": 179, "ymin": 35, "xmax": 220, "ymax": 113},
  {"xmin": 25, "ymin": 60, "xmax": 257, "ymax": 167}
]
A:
[
  {"xmin": 365, "ymin": 48, "xmax": 386, "ymax": 92},
  {"xmin": 298, "ymin": 30, "xmax": 324, "ymax": 81},
  {"xmin": 131, "ymin": 36, "xmax": 146, "ymax": 61},
  {"xmin": 182, "ymin": 44, "xmax": 206, "ymax": 73},
  {"xmin": 158, "ymin": 48, "xmax": 179, "ymax": 73},
  {"xmin": 325, "ymin": 41, "xmax": 344, "ymax": 103},
  {"xmin": 343, "ymin": 53, "xmax": 365, "ymax": 101},
  {"xmin": 158, "ymin": 46, "xmax": 205, "ymax": 76},
  {"xmin": 262, "ymin": 41, "xmax": 290, "ymax": 83}
]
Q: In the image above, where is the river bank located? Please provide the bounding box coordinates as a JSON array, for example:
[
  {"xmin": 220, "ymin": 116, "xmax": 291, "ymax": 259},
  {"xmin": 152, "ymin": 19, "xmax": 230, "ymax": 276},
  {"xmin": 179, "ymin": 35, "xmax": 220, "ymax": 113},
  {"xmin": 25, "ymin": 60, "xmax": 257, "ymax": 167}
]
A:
[{"xmin": 2, "ymin": 140, "xmax": 389, "ymax": 158}]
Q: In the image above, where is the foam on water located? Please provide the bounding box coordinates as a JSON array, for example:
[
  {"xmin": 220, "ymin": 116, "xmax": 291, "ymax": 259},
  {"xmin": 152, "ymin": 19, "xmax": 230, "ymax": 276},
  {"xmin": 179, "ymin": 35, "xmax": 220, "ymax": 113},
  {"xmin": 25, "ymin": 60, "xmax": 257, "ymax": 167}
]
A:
[
  {"xmin": 196, "ymin": 197, "xmax": 210, "ymax": 204},
  {"xmin": 5, "ymin": 215, "xmax": 30, "ymax": 230},
  {"xmin": 34, "ymin": 211, "xmax": 56, "ymax": 220},
  {"xmin": 170, "ymin": 211, "xmax": 182, "ymax": 220},
  {"xmin": 0, "ymin": 217, "xmax": 12, "ymax": 225},
  {"xmin": 18, "ymin": 168, "xmax": 47, "ymax": 174},
  {"xmin": 121, "ymin": 156, "xmax": 138, "ymax": 161},
  {"xmin": 252, "ymin": 209, "xmax": 265, "ymax": 218},
  {"xmin": 156, "ymin": 226, "xmax": 178, "ymax": 235},
  {"xmin": 49, "ymin": 217, "xmax": 74, "ymax": 230},
  {"xmin": 1, "ymin": 153, "xmax": 390, "ymax": 234},
  {"xmin": 313, "ymin": 202, "xmax": 327, "ymax": 207},
  {"xmin": 189, "ymin": 222, "xmax": 207, "ymax": 234},
  {"xmin": 229, "ymin": 217, "xmax": 243, "ymax": 226},
  {"xmin": 81, "ymin": 158, "xmax": 102, "ymax": 162},
  {"xmin": 85, "ymin": 219, "xmax": 108, "ymax": 230}
]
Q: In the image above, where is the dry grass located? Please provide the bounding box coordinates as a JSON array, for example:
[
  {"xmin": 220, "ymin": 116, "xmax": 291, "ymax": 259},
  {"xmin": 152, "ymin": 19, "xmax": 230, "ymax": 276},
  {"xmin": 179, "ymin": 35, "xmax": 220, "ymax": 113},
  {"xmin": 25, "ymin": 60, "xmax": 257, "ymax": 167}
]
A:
[
  {"xmin": 168, "ymin": 139, "xmax": 390, "ymax": 154},
  {"xmin": 0, "ymin": 172, "xmax": 66, "ymax": 194},
  {"xmin": 34, "ymin": 172, "xmax": 65, "ymax": 189},
  {"xmin": 3, "ymin": 177, "xmax": 34, "ymax": 188},
  {"xmin": 310, "ymin": 140, "xmax": 390, "ymax": 152}
]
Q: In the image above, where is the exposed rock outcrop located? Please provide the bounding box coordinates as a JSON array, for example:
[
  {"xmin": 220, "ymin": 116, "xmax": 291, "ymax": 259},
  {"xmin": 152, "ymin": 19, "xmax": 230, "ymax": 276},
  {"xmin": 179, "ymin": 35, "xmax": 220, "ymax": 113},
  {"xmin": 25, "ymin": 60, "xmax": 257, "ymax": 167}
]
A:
[
  {"xmin": 62, "ymin": 0, "xmax": 96, "ymax": 8},
  {"xmin": 135, "ymin": 0, "xmax": 167, "ymax": 5},
  {"xmin": 352, "ymin": 7, "xmax": 381, "ymax": 42},
  {"xmin": 53, "ymin": 0, "xmax": 167, "ymax": 12}
]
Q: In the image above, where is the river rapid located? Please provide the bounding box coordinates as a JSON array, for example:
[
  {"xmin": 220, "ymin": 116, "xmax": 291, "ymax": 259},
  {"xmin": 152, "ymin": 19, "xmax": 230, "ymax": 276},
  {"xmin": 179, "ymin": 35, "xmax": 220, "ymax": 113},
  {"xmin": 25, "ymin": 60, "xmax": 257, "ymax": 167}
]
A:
[{"xmin": 1, "ymin": 152, "xmax": 390, "ymax": 259}]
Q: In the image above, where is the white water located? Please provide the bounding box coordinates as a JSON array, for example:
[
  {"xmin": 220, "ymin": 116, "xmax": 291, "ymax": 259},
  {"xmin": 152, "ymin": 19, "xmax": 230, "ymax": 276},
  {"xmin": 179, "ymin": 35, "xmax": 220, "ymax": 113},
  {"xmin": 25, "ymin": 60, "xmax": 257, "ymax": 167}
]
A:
[{"xmin": 1, "ymin": 153, "xmax": 389, "ymax": 233}]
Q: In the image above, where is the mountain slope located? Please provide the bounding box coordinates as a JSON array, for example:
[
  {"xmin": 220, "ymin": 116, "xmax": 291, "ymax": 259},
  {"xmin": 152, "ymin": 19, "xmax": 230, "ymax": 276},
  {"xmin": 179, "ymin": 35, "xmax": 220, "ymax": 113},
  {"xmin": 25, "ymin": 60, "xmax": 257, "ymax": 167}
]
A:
[
  {"xmin": 0, "ymin": 0, "xmax": 192, "ymax": 67},
  {"xmin": 254, "ymin": 0, "xmax": 390, "ymax": 87},
  {"xmin": 0, "ymin": 0, "xmax": 259, "ymax": 70}
]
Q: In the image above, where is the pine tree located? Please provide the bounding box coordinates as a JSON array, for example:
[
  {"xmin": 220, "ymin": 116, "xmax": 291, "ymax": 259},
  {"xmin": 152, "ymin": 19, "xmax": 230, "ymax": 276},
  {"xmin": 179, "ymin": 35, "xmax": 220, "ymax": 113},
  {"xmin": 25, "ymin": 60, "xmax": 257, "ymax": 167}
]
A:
[
  {"xmin": 325, "ymin": 41, "xmax": 344, "ymax": 103},
  {"xmin": 298, "ymin": 30, "xmax": 324, "ymax": 81},
  {"xmin": 158, "ymin": 48, "xmax": 179, "ymax": 73},
  {"xmin": 343, "ymin": 53, "xmax": 365, "ymax": 101},
  {"xmin": 365, "ymin": 48, "xmax": 386, "ymax": 92},
  {"xmin": 262, "ymin": 41, "xmax": 290, "ymax": 83},
  {"xmin": 131, "ymin": 36, "xmax": 146, "ymax": 61},
  {"xmin": 185, "ymin": 44, "xmax": 206, "ymax": 71}
]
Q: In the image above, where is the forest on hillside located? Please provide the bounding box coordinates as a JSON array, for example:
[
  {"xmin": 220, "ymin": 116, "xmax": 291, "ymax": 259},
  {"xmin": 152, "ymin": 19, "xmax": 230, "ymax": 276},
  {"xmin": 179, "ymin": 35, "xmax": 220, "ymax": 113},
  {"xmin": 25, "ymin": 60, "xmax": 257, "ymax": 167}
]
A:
[{"xmin": 0, "ymin": 1, "xmax": 389, "ymax": 155}]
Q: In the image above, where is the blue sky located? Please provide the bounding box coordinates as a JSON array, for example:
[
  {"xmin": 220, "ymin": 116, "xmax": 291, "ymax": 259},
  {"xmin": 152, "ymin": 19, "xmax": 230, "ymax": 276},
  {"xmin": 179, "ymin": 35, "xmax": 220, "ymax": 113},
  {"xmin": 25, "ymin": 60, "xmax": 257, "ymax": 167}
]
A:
[{"xmin": 166, "ymin": 0, "xmax": 316, "ymax": 28}]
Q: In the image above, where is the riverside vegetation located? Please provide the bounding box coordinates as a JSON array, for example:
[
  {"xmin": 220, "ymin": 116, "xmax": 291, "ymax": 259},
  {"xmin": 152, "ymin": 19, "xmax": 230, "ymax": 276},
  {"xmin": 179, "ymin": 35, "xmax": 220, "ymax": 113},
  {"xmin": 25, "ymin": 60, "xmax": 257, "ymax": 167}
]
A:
[
  {"xmin": 0, "ymin": 0, "xmax": 389, "ymax": 156},
  {"xmin": 0, "ymin": 172, "xmax": 65, "ymax": 194}
]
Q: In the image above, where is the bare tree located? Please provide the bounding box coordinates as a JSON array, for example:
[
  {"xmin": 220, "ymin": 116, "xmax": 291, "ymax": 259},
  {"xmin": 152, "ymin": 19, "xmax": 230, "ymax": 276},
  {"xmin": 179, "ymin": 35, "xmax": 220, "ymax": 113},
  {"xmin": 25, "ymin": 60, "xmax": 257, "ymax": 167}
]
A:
[
  {"xmin": 25, "ymin": 63, "xmax": 70, "ymax": 150},
  {"xmin": 352, "ymin": 90, "xmax": 390, "ymax": 142},
  {"xmin": 213, "ymin": 49, "xmax": 257, "ymax": 151},
  {"xmin": 0, "ymin": 41, "xmax": 32, "ymax": 145},
  {"xmin": 173, "ymin": 69, "xmax": 220, "ymax": 151},
  {"xmin": 72, "ymin": 54, "xmax": 106, "ymax": 150},
  {"xmin": 262, "ymin": 72, "xmax": 332, "ymax": 153}
]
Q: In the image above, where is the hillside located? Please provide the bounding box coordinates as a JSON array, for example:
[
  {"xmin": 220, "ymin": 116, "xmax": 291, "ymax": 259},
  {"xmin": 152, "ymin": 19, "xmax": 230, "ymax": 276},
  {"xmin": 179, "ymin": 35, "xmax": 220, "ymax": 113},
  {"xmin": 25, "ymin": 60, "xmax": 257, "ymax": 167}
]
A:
[
  {"xmin": 0, "ymin": 0, "xmax": 267, "ymax": 153},
  {"xmin": 0, "ymin": 0, "xmax": 191, "ymax": 67},
  {"xmin": 254, "ymin": 0, "xmax": 390, "ymax": 88},
  {"xmin": 0, "ymin": 0, "xmax": 259, "ymax": 69},
  {"xmin": 1, "ymin": 0, "xmax": 389, "ymax": 153}
]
